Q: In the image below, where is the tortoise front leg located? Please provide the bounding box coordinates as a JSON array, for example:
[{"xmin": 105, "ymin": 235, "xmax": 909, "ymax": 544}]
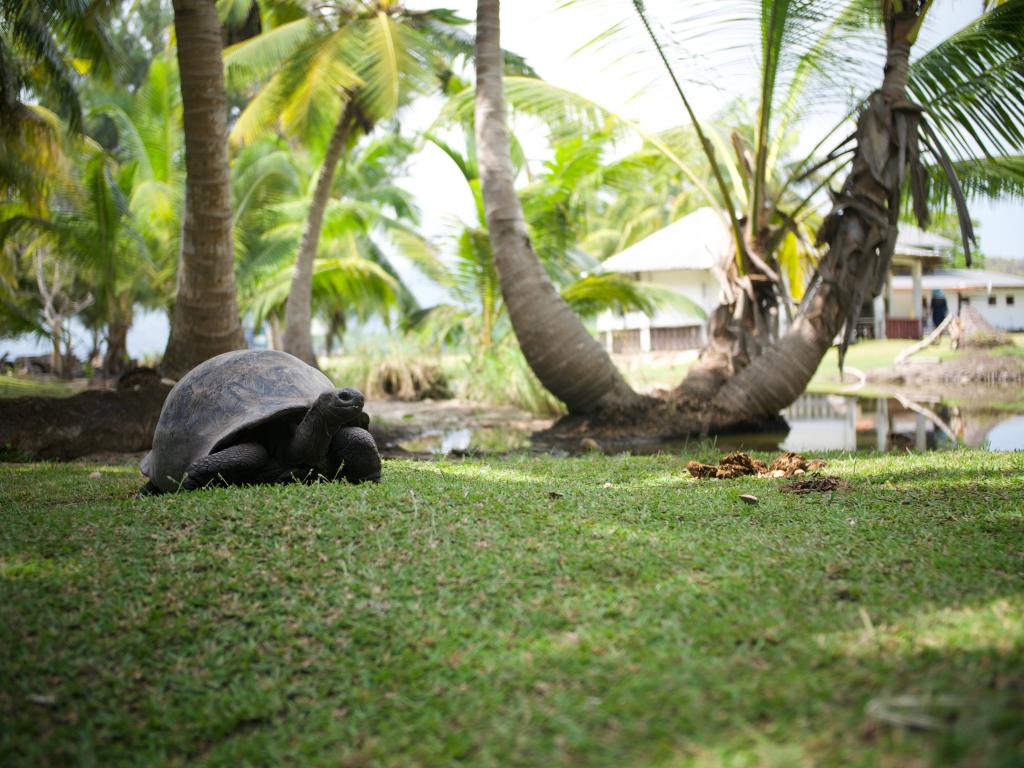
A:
[
  {"xmin": 328, "ymin": 426, "xmax": 381, "ymax": 484},
  {"xmin": 182, "ymin": 442, "xmax": 271, "ymax": 490}
]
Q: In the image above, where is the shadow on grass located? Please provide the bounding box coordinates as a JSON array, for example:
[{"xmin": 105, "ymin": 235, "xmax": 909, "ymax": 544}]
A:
[{"xmin": 0, "ymin": 455, "xmax": 1022, "ymax": 766}]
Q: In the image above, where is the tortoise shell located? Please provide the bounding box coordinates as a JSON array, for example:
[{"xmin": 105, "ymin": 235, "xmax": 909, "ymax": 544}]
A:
[{"xmin": 141, "ymin": 349, "xmax": 338, "ymax": 492}]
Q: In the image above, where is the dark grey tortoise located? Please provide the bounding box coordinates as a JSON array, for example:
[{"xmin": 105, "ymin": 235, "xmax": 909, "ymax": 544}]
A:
[{"xmin": 140, "ymin": 349, "xmax": 380, "ymax": 494}]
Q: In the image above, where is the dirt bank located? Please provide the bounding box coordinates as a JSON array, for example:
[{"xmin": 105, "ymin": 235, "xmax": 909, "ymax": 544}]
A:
[{"xmin": 868, "ymin": 351, "xmax": 1023, "ymax": 388}]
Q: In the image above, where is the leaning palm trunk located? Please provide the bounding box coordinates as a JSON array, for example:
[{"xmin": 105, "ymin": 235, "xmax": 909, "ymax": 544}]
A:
[
  {"xmin": 161, "ymin": 0, "xmax": 245, "ymax": 379},
  {"xmin": 698, "ymin": 6, "xmax": 931, "ymax": 428},
  {"xmin": 475, "ymin": 0, "xmax": 645, "ymax": 415},
  {"xmin": 283, "ymin": 102, "xmax": 357, "ymax": 367}
]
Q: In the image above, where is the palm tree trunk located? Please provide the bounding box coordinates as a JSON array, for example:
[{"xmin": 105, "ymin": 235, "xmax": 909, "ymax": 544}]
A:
[
  {"xmin": 699, "ymin": 6, "xmax": 927, "ymax": 427},
  {"xmin": 267, "ymin": 314, "xmax": 282, "ymax": 350},
  {"xmin": 103, "ymin": 318, "xmax": 130, "ymax": 376},
  {"xmin": 474, "ymin": 0, "xmax": 644, "ymax": 415},
  {"xmin": 160, "ymin": 0, "xmax": 244, "ymax": 379},
  {"xmin": 282, "ymin": 102, "xmax": 356, "ymax": 367}
]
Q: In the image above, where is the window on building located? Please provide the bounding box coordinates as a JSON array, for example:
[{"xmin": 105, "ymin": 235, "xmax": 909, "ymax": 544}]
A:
[
  {"xmin": 1009, "ymin": 295, "xmax": 1016, "ymax": 306},
  {"xmin": 989, "ymin": 295, "xmax": 998, "ymax": 306}
]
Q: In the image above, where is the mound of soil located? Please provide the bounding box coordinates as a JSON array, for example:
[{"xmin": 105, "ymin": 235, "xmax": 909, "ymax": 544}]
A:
[
  {"xmin": 867, "ymin": 352, "xmax": 1023, "ymax": 388},
  {"xmin": 0, "ymin": 385, "xmax": 171, "ymax": 461},
  {"xmin": 951, "ymin": 307, "xmax": 1011, "ymax": 349}
]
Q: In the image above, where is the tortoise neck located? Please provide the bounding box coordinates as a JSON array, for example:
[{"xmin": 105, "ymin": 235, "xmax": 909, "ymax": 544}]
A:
[{"xmin": 285, "ymin": 403, "xmax": 336, "ymax": 468}]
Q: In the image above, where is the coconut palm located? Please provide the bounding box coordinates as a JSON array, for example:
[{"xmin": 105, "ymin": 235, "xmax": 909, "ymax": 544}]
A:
[
  {"xmin": 474, "ymin": 0, "xmax": 1024, "ymax": 427},
  {"xmin": 225, "ymin": 1, "xmax": 537, "ymax": 365},
  {"xmin": 405, "ymin": 129, "xmax": 698, "ymax": 351},
  {"xmin": 232, "ymin": 134, "xmax": 424, "ymax": 354},
  {"xmin": 473, "ymin": 0, "xmax": 647, "ymax": 414},
  {"xmin": 225, "ymin": 3, "xmax": 451, "ymax": 364},
  {"xmin": 160, "ymin": 0, "xmax": 245, "ymax": 378},
  {"xmin": 0, "ymin": 0, "xmax": 115, "ymax": 211},
  {"xmin": 631, "ymin": 0, "xmax": 1024, "ymax": 422}
]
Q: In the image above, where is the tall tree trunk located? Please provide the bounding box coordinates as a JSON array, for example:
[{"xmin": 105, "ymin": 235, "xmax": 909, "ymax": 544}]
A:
[
  {"xmin": 474, "ymin": 0, "xmax": 644, "ymax": 415},
  {"xmin": 267, "ymin": 314, "xmax": 282, "ymax": 350},
  {"xmin": 282, "ymin": 102, "xmax": 356, "ymax": 367},
  {"xmin": 161, "ymin": 0, "xmax": 244, "ymax": 379},
  {"xmin": 696, "ymin": 6, "xmax": 928, "ymax": 429},
  {"xmin": 103, "ymin": 317, "xmax": 130, "ymax": 376}
]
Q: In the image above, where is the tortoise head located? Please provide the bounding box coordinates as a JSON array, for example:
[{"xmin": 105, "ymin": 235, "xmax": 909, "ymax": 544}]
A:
[
  {"xmin": 319, "ymin": 387, "xmax": 365, "ymax": 430},
  {"xmin": 285, "ymin": 387, "xmax": 368, "ymax": 468}
]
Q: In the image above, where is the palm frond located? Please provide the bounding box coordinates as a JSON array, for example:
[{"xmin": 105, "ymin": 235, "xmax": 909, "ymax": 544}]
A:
[
  {"xmin": 440, "ymin": 76, "xmax": 719, "ymax": 211},
  {"xmin": 924, "ymin": 154, "xmax": 1024, "ymax": 208},
  {"xmin": 908, "ymin": 0, "xmax": 1024, "ymax": 159},
  {"xmin": 562, "ymin": 273, "xmax": 707, "ymax": 319},
  {"xmin": 223, "ymin": 17, "xmax": 314, "ymax": 89}
]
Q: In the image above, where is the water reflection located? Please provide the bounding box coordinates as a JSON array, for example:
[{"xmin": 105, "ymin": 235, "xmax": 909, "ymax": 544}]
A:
[
  {"xmin": 740, "ymin": 394, "xmax": 1022, "ymax": 453},
  {"xmin": 396, "ymin": 394, "xmax": 1024, "ymax": 456}
]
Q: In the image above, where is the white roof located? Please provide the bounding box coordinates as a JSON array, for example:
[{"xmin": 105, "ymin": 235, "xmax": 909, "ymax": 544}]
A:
[
  {"xmin": 891, "ymin": 268, "xmax": 1024, "ymax": 292},
  {"xmin": 894, "ymin": 224, "xmax": 954, "ymax": 255},
  {"xmin": 600, "ymin": 207, "xmax": 731, "ymax": 273},
  {"xmin": 600, "ymin": 210, "xmax": 955, "ymax": 273}
]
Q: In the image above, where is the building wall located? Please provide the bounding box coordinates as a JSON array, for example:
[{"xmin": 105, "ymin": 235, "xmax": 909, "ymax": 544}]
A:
[
  {"xmin": 891, "ymin": 289, "xmax": 1024, "ymax": 331},
  {"xmin": 596, "ymin": 268, "xmax": 720, "ymax": 334}
]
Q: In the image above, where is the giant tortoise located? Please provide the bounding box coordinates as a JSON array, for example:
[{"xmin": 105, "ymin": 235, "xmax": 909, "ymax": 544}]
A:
[{"xmin": 140, "ymin": 349, "xmax": 381, "ymax": 493}]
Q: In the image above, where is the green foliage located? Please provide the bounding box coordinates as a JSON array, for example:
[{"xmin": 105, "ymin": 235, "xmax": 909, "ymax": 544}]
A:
[
  {"xmin": 225, "ymin": 3, "xmax": 472, "ymax": 149},
  {"xmin": 445, "ymin": 345, "xmax": 565, "ymax": 416},
  {"xmin": 928, "ymin": 155, "xmax": 1024, "ymax": 209},
  {"xmin": 233, "ymin": 133, "xmax": 423, "ymax": 331},
  {"xmin": 0, "ymin": 0, "xmax": 117, "ymax": 210},
  {"xmin": 406, "ymin": 128, "xmax": 696, "ymax": 353},
  {"xmin": 908, "ymin": 1, "xmax": 1024, "ymax": 161},
  {"xmin": 2, "ymin": 451, "xmax": 1023, "ymax": 764},
  {"xmin": 324, "ymin": 341, "xmax": 563, "ymax": 416}
]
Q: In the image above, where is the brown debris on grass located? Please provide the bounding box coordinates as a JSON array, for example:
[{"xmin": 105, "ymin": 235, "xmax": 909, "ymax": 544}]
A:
[
  {"xmin": 685, "ymin": 460, "xmax": 719, "ymax": 479},
  {"xmin": 769, "ymin": 451, "xmax": 827, "ymax": 476},
  {"xmin": 779, "ymin": 476, "xmax": 851, "ymax": 494},
  {"xmin": 686, "ymin": 451, "xmax": 828, "ymax": 480}
]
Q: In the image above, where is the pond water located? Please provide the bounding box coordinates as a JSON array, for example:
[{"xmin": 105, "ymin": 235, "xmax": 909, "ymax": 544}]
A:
[{"xmin": 396, "ymin": 394, "xmax": 1024, "ymax": 456}]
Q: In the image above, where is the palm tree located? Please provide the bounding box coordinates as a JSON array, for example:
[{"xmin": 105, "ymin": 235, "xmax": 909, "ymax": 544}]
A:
[
  {"xmin": 231, "ymin": 136, "xmax": 419, "ymax": 352},
  {"xmin": 633, "ymin": 0, "xmax": 1024, "ymax": 425},
  {"xmin": 475, "ymin": 0, "xmax": 1024, "ymax": 429},
  {"xmin": 473, "ymin": 0, "xmax": 646, "ymax": 415},
  {"xmin": 226, "ymin": 2, "xmax": 537, "ymax": 365},
  {"xmin": 225, "ymin": 3, "xmax": 450, "ymax": 364},
  {"xmin": 160, "ymin": 0, "xmax": 245, "ymax": 378},
  {"xmin": 0, "ymin": 0, "xmax": 114, "ymax": 211},
  {"xmin": 406, "ymin": 130, "xmax": 702, "ymax": 349}
]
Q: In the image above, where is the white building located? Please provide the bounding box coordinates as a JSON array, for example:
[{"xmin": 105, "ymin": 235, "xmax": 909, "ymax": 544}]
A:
[
  {"xmin": 890, "ymin": 269, "xmax": 1024, "ymax": 332},
  {"xmin": 597, "ymin": 207, "xmax": 1022, "ymax": 349},
  {"xmin": 595, "ymin": 208, "xmax": 728, "ymax": 353},
  {"xmin": 864, "ymin": 226, "xmax": 952, "ymax": 340}
]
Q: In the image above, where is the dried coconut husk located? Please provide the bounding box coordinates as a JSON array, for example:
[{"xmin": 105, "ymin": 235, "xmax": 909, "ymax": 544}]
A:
[{"xmin": 686, "ymin": 451, "xmax": 828, "ymax": 480}]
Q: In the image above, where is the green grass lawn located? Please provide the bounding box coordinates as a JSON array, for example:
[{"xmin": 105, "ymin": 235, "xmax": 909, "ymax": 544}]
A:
[
  {"xmin": 2, "ymin": 451, "xmax": 1023, "ymax": 767},
  {"xmin": 0, "ymin": 375, "xmax": 86, "ymax": 399}
]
